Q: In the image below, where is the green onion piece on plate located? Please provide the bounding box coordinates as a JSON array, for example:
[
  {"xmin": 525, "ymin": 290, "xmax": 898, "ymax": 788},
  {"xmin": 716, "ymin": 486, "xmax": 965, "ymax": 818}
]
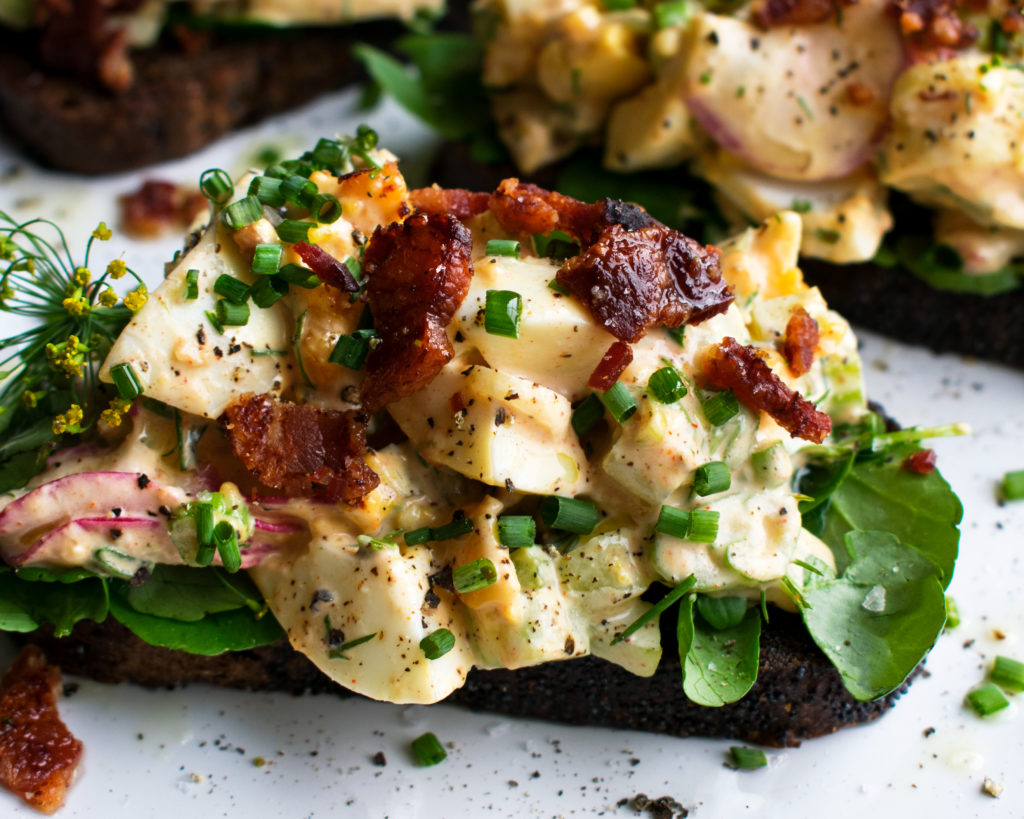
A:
[
  {"xmin": 328, "ymin": 329, "xmax": 377, "ymax": 370},
  {"xmin": 688, "ymin": 509, "xmax": 720, "ymax": 543},
  {"xmin": 539, "ymin": 496, "xmax": 598, "ymax": 534},
  {"xmin": 453, "ymin": 558, "xmax": 498, "ymax": 594},
  {"xmin": 213, "ymin": 274, "xmax": 250, "ymax": 305},
  {"xmin": 213, "ymin": 521, "xmax": 241, "ymax": 574},
  {"xmin": 600, "ymin": 382, "xmax": 637, "ymax": 423},
  {"xmin": 729, "ymin": 746, "xmax": 767, "ymax": 770},
  {"xmin": 432, "ymin": 517, "xmax": 475, "ymax": 542},
  {"xmin": 966, "ymin": 682, "xmax": 1010, "ymax": 716},
  {"xmin": 991, "ymin": 655, "xmax": 1024, "ymax": 693},
  {"xmin": 222, "ymin": 196, "xmax": 263, "ymax": 230},
  {"xmin": 184, "ymin": 269, "xmax": 199, "ymax": 300},
  {"xmin": 419, "ymin": 629, "xmax": 456, "ymax": 660},
  {"xmin": 702, "ymin": 389, "xmax": 739, "ymax": 426},
  {"xmin": 216, "ymin": 298, "xmax": 250, "ymax": 327},
  {"xmin": 411, "ymin": 732, "xmax": 447, "ymax": 766},
  {"xmin": 199, "ymin": 168, "xmax": 233, "ymax": 205},
  {"xmin": 497, "ymin": 515, "xmax": 536, "ymax": 548},
  {"xmin": 648, "ymin": 365, "xmax": 687, "ymax": 403},
  {"xmin": 693, "ymin": 461, "xmax": 731, "ymax": 496},
  {"xmin": 276, "ymin": 219, "xmax": 313, "ymax": 244},
  {"xmin": 281, "ymin": 175, "xmax": 318, "ymax": 208},
  {"xmin": 248, "ymin": 176, "xmax": 285, "ymax": 208},
  {"xmin": 1002, "ymin": 469, "xmax": 1024, "ymax": 501},
  {"xmin": 251, "ymin": 243, "xmax": 283, "ymax": 276},
  {"xmin": 654, "ymin": 505, "xmax": 690, "ymax": 539},
  {"xmin": 571, "ymin": 393, "xmax": 605, "ymax": 437},
  {"xmin": 484, "ymin": 289, "xmax": 523, "ymax": 339},
  {"xmin": 109, "ymin": 362, "xmax": 143, "ymax": 400},
  {"xmin": 250, "ymin": 276, "xmax": 289, "ymax": 309},
  {"xmin": 485, "ymin": 238, "xmax": 520, "ymax": 258}
]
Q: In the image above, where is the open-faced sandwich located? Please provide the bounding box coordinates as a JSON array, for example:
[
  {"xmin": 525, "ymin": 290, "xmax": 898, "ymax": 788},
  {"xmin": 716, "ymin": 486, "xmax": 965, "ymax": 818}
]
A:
[
  {"xmin": 359, "ymin": 0, "xmax": 1024, "ymax": 366},
  {"xmin": 0, "ymin": 130, "xmax": 963, "ymax": 812}
]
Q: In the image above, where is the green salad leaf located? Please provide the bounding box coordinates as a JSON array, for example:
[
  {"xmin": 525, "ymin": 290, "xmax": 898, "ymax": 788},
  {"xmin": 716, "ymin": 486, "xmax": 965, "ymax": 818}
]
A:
[
  {"xmin": 114, "ymin": 565, "xmax": 264, "ymax": 622},
  {"xmin": 678, "ymin": 594, "xmax": 761, "ymax": 706},
  {"xmin": 0, "ymin": 565, "xmax": 109, "ymax": 637},
  {"xmin": 897, "ymin": 237, "xmax": 1023, "ymax": 296}
]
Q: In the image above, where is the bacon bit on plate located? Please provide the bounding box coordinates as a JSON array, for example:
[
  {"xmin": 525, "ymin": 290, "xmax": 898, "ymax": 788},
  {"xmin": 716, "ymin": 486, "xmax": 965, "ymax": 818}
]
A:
[
  {"xmin": 293, "ymin": 242, "xmax": 360, "ymax": 292},
  {"xmin": 705, "ymin": 338, "xmax": 832, "ymax": 443},
  {"xmin": 222, "ymin": 394, "xmax": 379, "ymax": 504},
  {"xmin": 119, "ymin": 180, "xmax": 207, "ymax": 239},
  {"xmin": 889, "ymin": 0, "xmax": 976, "ymax": 54},
  {"xmin": 903, "ymin": 449, "xmax": 937, "ymax": 474},
  {"xmin": 411, "ymin": 186, "xmax": 490, "ymax": 221},
  {"xmin": 0, "ymin": 646, "xmax": 82, "ymax": 814},
  {"xmin": 782, "ymin": 306, "xmax": 820, "ymax": 376},
  {"xmin": 589, "ymin": 342, "xmax": 634, "ymax": 390},
  {"xmin": 557, "ymin": 225, "xmax": 732, "ymax": 343},
  {"xmin": 361, "ymin": 213, "xmax": 474, "ymax": 412}
]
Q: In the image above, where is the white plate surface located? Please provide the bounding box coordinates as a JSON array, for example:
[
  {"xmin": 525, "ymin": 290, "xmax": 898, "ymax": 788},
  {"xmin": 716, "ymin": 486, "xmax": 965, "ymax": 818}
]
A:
[{"xmin": 0, "ymin": 90, "xmax": 1022, "ymax": 819}]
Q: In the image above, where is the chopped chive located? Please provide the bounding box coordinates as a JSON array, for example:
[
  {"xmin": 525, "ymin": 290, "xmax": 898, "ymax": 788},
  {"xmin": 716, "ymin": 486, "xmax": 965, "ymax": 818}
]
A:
[
  {"xmin": 815, "ymin": 228, "xmax": 841, "ymax": 244},
  {"xmin": 328, "ymin": 329, "xmax": 377, "ymax": 370},
  {"xmin": 571, "ymin": 393, "xmax": 605, "ymax": 437},
  {"xmin": 419, "ymin": 628, "xmax": 456, "ymax": 660},
  {"xmin": 648, "ymin": 366, "xmax": 687, "ymax": 403},
  {"xmin": 666, "ymin": 326, "xmax": 686, "ymax": 346},
  {"xmin": 404, "ymin": 527, "xmax": 432, "ymax": 546},
  {"xmin": 276, "ymin": 219, "xmax": 313, "ymax": 244},
  {"xmin": 538, "ymin": 496, "xmax": 598, "ymax": 535},
  {"xmin": 310, "ymin": 193, "xmax": 342, "ymax": 224},
  {"xmin": 213, "ymin": 274, "xmax": 250, "ymax": 304},
  {"xmin": 343, "ymin": 256, "xmax": 363, "ymax": 282},
  {"xmin": 693, "ymin": 461, "xmax": 731, "ymax": 496},
  {"xmin": 601, "ymin": 0, "xmax": 636, "ymax": 9},
  {"xmin": 249, "ymin": 347, "xmax": 287, "ymax": 357},
  {"xmin": 547, "ymin": 279, "xmax": 570, "ymax": 296},
  {"xmin": 497, "ymin": 515, "xmax": 536, "ymax": 548},
  {"xmin": 281, "ymin": 175, "xmax": 318, "ymax": 208},
  {"xmin": 278, "ymin": 263, "xmax": 321, "ymax": 289},
  {"xmin": 654, "ymin": 0, "xmax": 690, "ymax": 27},
  {"xmin": 223, "ymin": 195, "xmax": 263, "ymax": 230},
  {"xmin": 534, "ymin": 230, "xmax": 579, "ymax": 261},
  {"xmin": 109, "ymin": 362, "xmax": 143, "ymax": 400},
  {"xmin": 702, "ymin": 390, "xmax": 739, "ymax": 426},
  {"xmin": 194, "ymin": 503, "xmax": 216, "ymax": 566},
  {"xmin": 411, "ymin": 732, "xmax": 447, "ymax": 766},
  {"xmin": 484, "ymin": 290, "xmax": 523, "ymax": 339},
  {"xmin": 311, "ymin": 137, "xmax": 345, "ymax": 169},
  {"xmin": 791, "ymin": 198, "xmax": 813, "ymax": 214},
  {"xmin": 248, "ymin": 176, "xmax": 285, "ymax": 208},
  {"xmin": 600, "ymin": 382, "xmax": 637, "ymax": 423},
  {"xmin": 213, "ymin": 521, "xmax": 241, "ymax": 574},
  {"xmin": 251, "ymin": 243, "xmax": 283, "ymax": 276},
  {"xmin": 688, "ymin": 509, "xmax": 719, "ymax": 543},
  {"xmin": 431, "ymin": 516, "xmax": 474, "ymax": 541},
  {"xmin": 250, "ymin": 275, "xmax": 289, "ymax": 309},
  {"xmin": 729, "ymin": 746, "xmax": 767, "ymax": 770},
  {"xmin": 485, "ymin": 239, "xmax": 520, "ymax": 258},
  {"xmin": 205, "ymin": 309, "xmax": 224, "ymax": 335},
  {"xmin": 991, "ymin": 656, "xmax": 1024, "ymax": 693},
  {"xmin": 966, "ymin": 682, "xmax": 1010, "ymax": 716},
  {"xmin": 453, "ymin": 558, "xmax": 498, "ymax": 594},
  {"xmin": 654, "ymin": 506, "xmax": 690, "ymax": 539},
  {"xmin": 199, "ymin": 168, "xmax": 233, "ymax": 205},
  {"xmin": 611, "ymin": 574, "xmax": 696, "ymax": 645},
  {"xmin": 184, "ymin": 268, "xmax": 199, "ymax": 300},
  {"xmin": 1001, "ymin": 469, "xmax": 1024, "ymax": 501},
  {"xmin": 216, "ymin": 298, "xmax": 250, "ymax": 327},
  {"xmin": 327, "ymin": 631, "xmax": 377, "ymax": 660},
  {"xmin": 945, "ymin": 595, "xmax": 960, "ymax": 629}
]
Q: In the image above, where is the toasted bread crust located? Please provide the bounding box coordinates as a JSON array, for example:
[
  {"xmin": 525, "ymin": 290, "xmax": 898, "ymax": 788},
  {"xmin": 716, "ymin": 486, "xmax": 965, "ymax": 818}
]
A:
[{"xmin": 25, "ymin": 612, "xmax": 910, "ymax": 748}]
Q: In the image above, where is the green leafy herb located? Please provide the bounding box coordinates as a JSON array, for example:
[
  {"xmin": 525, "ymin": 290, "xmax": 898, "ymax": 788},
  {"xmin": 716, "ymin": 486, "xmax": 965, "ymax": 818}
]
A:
[
  {"xmin": 114, "ymin": 565, "xmax": 264, "ymax": 622},
  {"xmin": 0, "ymin": 565, "xmax": 109, "ymax": 637},
  {"xmin": 677, "ymin": 593, "xmax": 761, "ymax": 706}
]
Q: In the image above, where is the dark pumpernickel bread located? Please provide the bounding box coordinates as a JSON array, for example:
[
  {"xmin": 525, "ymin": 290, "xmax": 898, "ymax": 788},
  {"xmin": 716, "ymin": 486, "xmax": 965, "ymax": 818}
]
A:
[
  {"xmin": 27, "ymin": 611, "xmax": 911, "ymax": 748},
  {"xmin": 0, "ymin": 25, "xmax": 394, "ymax": 175}
]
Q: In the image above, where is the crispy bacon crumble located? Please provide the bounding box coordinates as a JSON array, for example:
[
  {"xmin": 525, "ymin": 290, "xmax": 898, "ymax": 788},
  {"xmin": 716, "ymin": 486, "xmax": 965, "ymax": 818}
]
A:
[
  {"xmin": 783, "ymin": 306, "xmax": 820, "ymax": 377},
  {"xmin": 0, "ymin": 646, "xmax": 82, "ymax": 814},
  {"xmin": 589, "ymin": 342, "xmax": 634, "ymax": 390},
  {"xmin": 705, "ymin": 338, "xmax": 832, "ymax": 443}
]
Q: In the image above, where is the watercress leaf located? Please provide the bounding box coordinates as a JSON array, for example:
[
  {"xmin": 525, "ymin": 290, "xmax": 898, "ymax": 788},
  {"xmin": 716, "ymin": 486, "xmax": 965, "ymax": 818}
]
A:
[
  {"xmin": 109, "ymin": 596, "xmax": 283, "ymax": 656},
  {"xmin": 17, "ymin": 566, "xmax": 97, "ymax": 584},
  {"xmin": 801, "ymin": 530, "xmax": 946, "ymax": 701},
  {"xmin": 695, "ymin": 595, "xmax": 748, "ymax": 631},
  {"xmin": 796, "ymin": 450, "xmax": 855, "ymax": 517},
  {"xmin": 898, "ymin": 236, "xmax": 1023, "ymax": 295},
  {"xmin": 678, "ymin": 593, "xmax": 760, "ymax": 706},
  {"xmin": 112, "ymin": 565, "xmax": 254, "ymax": 622},
  {"xmin": 0, "ymin": 570, "xmax": 109, "ymax": 637},
  {"xmin": 395, "ymin": 33, "xmax": 485, "ymax": 93},
  {"xmin": 0, "ymin": 449, "xmax": 49, "ymax": 493}
]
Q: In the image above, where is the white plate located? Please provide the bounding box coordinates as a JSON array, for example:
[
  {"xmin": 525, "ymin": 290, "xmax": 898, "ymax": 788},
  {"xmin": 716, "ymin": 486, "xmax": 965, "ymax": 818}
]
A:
[{"xmin": 1, "ymin": 90, "xmax": 1022, "ymax": 819}]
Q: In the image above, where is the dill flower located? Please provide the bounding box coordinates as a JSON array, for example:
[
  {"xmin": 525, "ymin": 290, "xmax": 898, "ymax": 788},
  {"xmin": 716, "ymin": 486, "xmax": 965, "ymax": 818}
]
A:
[
  {"xmin": 99, "ymin": 288, "xmax": 119, "ymax": 308},
  {"xmin": 52, "ymin": 403, "xmax": 84, "ymax": 435},
  {"xmin": 100, "ymin": 397, "xmax": 133, "ymax": 427},
  {"xmin": 92, "ymin": 222, "xmax": 113, "ymax": 241},
  {"xmin": 124, "ymin": 285, "xmax": 148, "ymax": 313},
  {"xmin": 62, "ymin": 294, "xmax": 90, "ymax": 317},
  {"xmin": 107, "ymin": 258, "xmax": 128, "ymax": 279}
]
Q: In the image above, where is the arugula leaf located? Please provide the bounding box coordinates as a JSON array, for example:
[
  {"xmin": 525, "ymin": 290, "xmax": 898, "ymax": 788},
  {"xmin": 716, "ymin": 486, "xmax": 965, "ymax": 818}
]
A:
[
  {"xmin": 112, "ymin": 565, "xmax": 262, "ymax": 622},
  {"xmin": 800, "ymin": 530, "xmax": 947, "ymax": 701},
  {"xmin": 897, "ymin": 237, "xmax": 1023, "ymax": 295},
  {"xmin": 677, "ymin": 593, "xmax": 761, "ymax": 706},
  {"xmin": 0, "ymin": 566, "xmax": 109, "ymax": 637}
]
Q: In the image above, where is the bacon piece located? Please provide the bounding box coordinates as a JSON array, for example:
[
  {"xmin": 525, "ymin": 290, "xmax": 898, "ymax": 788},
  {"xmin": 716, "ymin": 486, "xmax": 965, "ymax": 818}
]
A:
[
  {"xmin": 588, "ymin": 342, "xmax": 634, "ymax": 390},
  {"xmin": 361, "ymin": 213, "xmax": 474, "ymax": 412},
  {"xmin": 222, "ymin": 394, "xmax": 379, "ymax": 504},
  {"xmin": 888, "ymin": 0, "xmax": 976, "ymax": 53},
  {"xmin": 705, "ymin": 338, "xmax": 832, "ymax": 443},
  {"xmin": 0, "ymin": 646, "xmax": 82, "ymax": 814},
  {"xmin": 293, "ymin": 242, "xmax": 360, "ymax": 293},
  {"xmin": 782, "ymin": 306, "xmax": 820, "ymax": 376},
  {"xmin": 903, "ymin": 449, "xmax": 937, "ymax": 474},
  {"xmin": 556, "ymin": 224, "xmax": 731, "ymax": 343},
  {"xmin": 412, "ymin": 186, "xmax": 490, "ymax": 221},
  {"xmin": 119, "ymin": 180, "xmax": 207, "ymax": 239}
]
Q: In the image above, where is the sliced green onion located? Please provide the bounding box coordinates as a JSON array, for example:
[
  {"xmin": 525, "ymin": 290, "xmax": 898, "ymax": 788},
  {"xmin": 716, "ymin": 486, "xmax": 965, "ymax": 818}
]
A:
[
  {"xmin": 696, "ymin": 596, "xmax": 747, "ymax": 630},
  {"xmin": 328, "ymin": 329, "xmax": 377, "ymax": 370},
  {"xmin": 194, "ymin": 503, "xmax": 215, "ymax": 566},
  {"xmin": 648, "ymin": 366, "xmax": 687, "ymax": 403},
  {"xmin": 945, "ymin": 595, "xmax": 960, "ymax": 629},
  {"xmin": 654, "ymin": 0, "xmax": 690, "ymax": 28},
  {"xmin": 966, "ymin": 682, "xmax": 1010, "ymax": 716},
  {"xmin": 281, "ymin": 174, "xmax": 318, "ymax": 208},
  {"xmin": 276, "ymin": 219, "xmax": 313, "ymax": 244},
  {"xmin": 453, "ymin": 558, "xmax": 498, "ymax": 593},
  {"xmin": 600, "ymin": 382, "xmax": 637, "ymax": 424},
  {"xmin": 702, "ymin": 390, "xmax": 739, "ymax": 426},
  {"xmin": 250, "ymin": 275, "xmax": 289, "ymax": 309},
  {"xmin": 534, "ymin": 230, "xmax": 579, "ymax": 261},
  {"xmin": 693, "ymin": 461, "xmax": 731, "ymax": 496},
  {"xmin": 223, "ymin": 195, "xmax": 263, "ymax": 230},
  {"xmin": 688, "ymin": 509, "xmax": 719, "ymax": 543},
  {"xmin": 666, "ymin": 326, "xmax": 686, "ymax": 346},
  {"xmin": 213, "ymin": 521, "xmax": 241, "ymax": 574},
  {"xmin": 432, "ymin": 516, "xmax": 475, "ymax": 541},
  {"xmin": 484, "ymin": 290, "xmax": 523, "ymax": 339},
  {"xmin": 654, "ymin": 505, "xmax": 690, "ymax": 539},
  {"xmin": 251, "ymin": 243, "xmax": 283, "ymax": 276},
  {"xmin": 404, "ymin": 527, "xmax": 432, "ymax": 546},
  {"xmin": 310, "ymin": 193, "xmax": 342, "ymax": 224},
  {"xmin": 547, "ymin": 279, "xmax": 570, "ymax": 296},
  {"xmin": 311, "ymin": 137, "xmax": 345, "ymax": 169},
  {"xmin": 216, "ymin": 298, "xmax": 250, "ymax": 327},
  {"xmin": 411, "ymin": 732, "xmax": 447, "ymax": 766},
  {"xmin": 213, "ymin": 274, "xmax": 250, "ymax": 304},
  {"xmin": 184, "ymin": 268, "xmax": 199, "ymax": 300},
  {"xmin": 247, "ymin": 176, "xmax": 285, "ymax": 208},
  {"xmin": 199, "ymin": 168, "xmax": 233, "ymax": 205},
  {"xmin": 571, "ymin": 393, "xmax": 605, "ymax": 437},
  {"xmin": 205, "ymin": 310, "xmax": 224, "ymax": 335},
  {"xmin": 1002, "ymin": 469, "xmax": 1024, "ymax": 501},
  {"xmin": 278, "ymin": 263, "xmax": 321, "ymax": 289},
  {"xmin": 729, "ymin": 746, "xmax": 767, "ymax": 770},
  {"xmin": 610, "ymin": 574, "xmax": 696, "ymax": 645},
  {"xmin": 109, "ymin": 362, "xmax": 143, "ymax": 400},
  {"xmin": 991, "ymin": 656, "xmax": 1024, "ymax": 693},
  {"xmin": 485, "ymin": 239, "xmax": 520, "ymax": 258},
  {"xmin": 539, "ymin": 496, "xmax": 598, "ymax": 535},
  {"xmin": 497, "ymin": 515, "xmax": 536, "ymax": 548},
  {"xmin": 419, "ymin": 628, "xmax": 456, "ymax": 660}
]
